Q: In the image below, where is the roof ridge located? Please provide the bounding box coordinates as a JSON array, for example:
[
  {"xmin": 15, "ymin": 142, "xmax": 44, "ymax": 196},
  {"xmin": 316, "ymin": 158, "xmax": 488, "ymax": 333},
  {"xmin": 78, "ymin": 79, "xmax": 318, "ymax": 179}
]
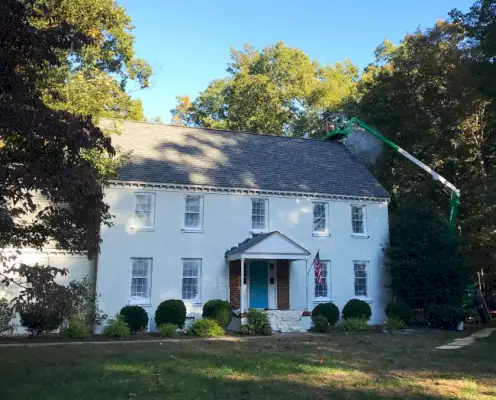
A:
[{"xmin": 102, "ymin": 117, "xmax": 337, "ymax": 144}]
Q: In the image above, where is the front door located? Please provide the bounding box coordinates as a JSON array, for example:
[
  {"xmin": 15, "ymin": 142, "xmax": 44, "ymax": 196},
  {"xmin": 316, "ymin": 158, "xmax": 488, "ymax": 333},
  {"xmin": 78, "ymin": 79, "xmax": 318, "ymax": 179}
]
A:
[{"xmin": 249, "ymin": 261, "xmax": 268, "ymax": 308}]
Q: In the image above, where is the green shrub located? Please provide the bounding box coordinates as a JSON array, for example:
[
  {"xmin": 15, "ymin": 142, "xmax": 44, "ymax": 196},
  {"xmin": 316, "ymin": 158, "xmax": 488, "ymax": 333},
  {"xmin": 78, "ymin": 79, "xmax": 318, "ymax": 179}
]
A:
[
  {"xmin": 157, "ymin": 323, "xmax": 178, "ymax": 338},
  {"xmin": 383, "ymin": 317, "xmax": 406, "ymax": 331},
  {"xmin": 336, "ymin": 317, "xmax": 369, "ymax": 331},
  {"xmin": 202, "ymin": 299, "xmax": 232, "ymax": 328},
  {"xmin": 20, "ymin": 305, "xmax": 63, "ymax": 335},
  {"xmin": 60, "ymin": 316, "xmax": 90, "ymax": 338},
  {"xmin": 385, "ymin": 301, "xmax": 413, "ymax": 324},
  {"xmin": 239, "ymin": 309, "xmax": 272, "ymax": 336},
  {"xmin": 342, "ymin": 299, "xmax": 372, "ymax": 321},
  {"xmin": 0, "ymin": 298, "xmax": 14, "ymax": 335},
  {"xmin": 312, "ymin": 315, "xmax": 329, "ymax": 333},
  {"xmin": 120, "ymin": 305, "xmax": 149, "ymax": 333},
  {"xmin": 190, "ymin": 319, "xmax": 224, "ymax": 337},
  {"xmin": 68, "ymin": 276, "xmax": 107, "ymax": 327},
  {"xmin": 425, "ymin": 303, "xmax": 465, "ymax": 329},
  {"xmin": 312, "ymin": 303, "xmax": 340, "ymax": 326},
  {"xmin": 155, "ymin": 299, "xmax": 186, "ymax": 328},
  {"xmin": 102, "ymin": 315, "xmax": 131, "ymax": 338}
]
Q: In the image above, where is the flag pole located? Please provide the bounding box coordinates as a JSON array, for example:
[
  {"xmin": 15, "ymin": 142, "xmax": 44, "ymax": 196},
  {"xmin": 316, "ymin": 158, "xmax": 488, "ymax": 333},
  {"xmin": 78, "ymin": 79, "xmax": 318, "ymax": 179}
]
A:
[{"xmin": 305, "ymin": 259, "xmax": 308, "ymax": 311}]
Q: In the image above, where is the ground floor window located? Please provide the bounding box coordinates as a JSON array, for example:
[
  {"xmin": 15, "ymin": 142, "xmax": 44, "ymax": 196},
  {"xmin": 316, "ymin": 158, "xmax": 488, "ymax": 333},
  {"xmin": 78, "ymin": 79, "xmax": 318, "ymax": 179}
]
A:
[
  {"xmin": 182, "ymin": 258, "xmax": 201, "ymax": 302},
  {"xmin": 314, "ymin": 260, "xmax": 330, "ymax": 300},
  {"xmin": 354, "ymin": 261, "xmax": 368, "ymax": 296},
  {"xmin": 130, "ymin": 258, "xmax": 152, "ymax": 304}
]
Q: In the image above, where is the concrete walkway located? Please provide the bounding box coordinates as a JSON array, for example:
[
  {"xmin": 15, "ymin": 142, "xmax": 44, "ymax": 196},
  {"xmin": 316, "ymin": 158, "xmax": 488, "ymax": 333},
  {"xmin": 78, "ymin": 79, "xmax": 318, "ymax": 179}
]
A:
[{"xmin": 436, "ymin": 327, "xmax": 495, "ymax": 350}]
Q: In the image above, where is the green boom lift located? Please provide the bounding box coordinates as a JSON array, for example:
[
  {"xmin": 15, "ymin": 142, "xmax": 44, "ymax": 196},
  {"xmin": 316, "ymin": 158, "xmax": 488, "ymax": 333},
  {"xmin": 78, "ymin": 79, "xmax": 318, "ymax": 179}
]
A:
[{"xmin": 321, "ymin": 116, "xmax": 460, "ymax": 235}]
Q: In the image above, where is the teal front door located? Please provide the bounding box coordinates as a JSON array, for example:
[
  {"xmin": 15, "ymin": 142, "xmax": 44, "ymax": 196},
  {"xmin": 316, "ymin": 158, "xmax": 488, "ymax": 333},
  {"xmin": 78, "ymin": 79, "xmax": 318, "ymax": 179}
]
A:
[{"xmin": 249, "ymin": 261, "xmax": 268, "ymax": 308}]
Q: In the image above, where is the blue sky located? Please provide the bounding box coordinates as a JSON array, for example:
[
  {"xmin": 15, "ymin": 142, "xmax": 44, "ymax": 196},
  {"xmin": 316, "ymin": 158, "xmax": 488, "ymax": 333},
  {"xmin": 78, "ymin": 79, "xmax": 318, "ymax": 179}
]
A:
[{"xmin": 119, "ymin": 0, "xmax": 474, "ymax": 122}]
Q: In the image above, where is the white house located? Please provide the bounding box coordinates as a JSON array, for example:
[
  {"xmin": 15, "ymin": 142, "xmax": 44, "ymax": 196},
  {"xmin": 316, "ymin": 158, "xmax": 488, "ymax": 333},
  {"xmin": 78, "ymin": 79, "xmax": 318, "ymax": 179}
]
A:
[
  {"xmin": 1, "ymin": 119, "xmax": 390, "ymax": 333},
  {"xmin": 94, "ymin": 120, "xmax": 390, "ymax": 331}
]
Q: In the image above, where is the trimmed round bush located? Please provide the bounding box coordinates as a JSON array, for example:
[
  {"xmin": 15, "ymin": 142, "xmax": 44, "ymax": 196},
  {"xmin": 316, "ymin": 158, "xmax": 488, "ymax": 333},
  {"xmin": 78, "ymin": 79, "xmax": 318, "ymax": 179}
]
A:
[
  {"xmin": 155, "ymin": 299, "xmax": 186, "ymax": 327},
  {"xmin": 190, "ymin": 318, "xmax": 224, "ymax": 337},
  {"xmin": 20, "ymin": 306, "xmax": 64, "ymax": 336},
  {"xmin": 342, "ymin": 299, "xmax": 372, "ymax": 321},
  {"xmin": 120, "ymin": 305, "xmax": 149, "ymax": 333},
  {"xmin": 202, "ymin": 299, "xmax": 232, "ymax": 328},
  {"xmin": 312, "ymin": 302, "xmax": 340, "ymax": 326},
  {"xmin": 385, "ymin": 300, "xmax": 413, "ymax": 324},
  {"xmin": 425, "ymin": 303, "xmax": 465, "ymax": 329}
]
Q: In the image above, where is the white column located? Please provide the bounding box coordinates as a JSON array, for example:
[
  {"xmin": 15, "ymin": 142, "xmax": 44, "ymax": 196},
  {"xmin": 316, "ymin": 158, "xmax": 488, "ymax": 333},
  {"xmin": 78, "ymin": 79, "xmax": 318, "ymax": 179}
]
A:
[{"xmin": 240, "ymin": 258, "xmax": 245, "ymax": 313}]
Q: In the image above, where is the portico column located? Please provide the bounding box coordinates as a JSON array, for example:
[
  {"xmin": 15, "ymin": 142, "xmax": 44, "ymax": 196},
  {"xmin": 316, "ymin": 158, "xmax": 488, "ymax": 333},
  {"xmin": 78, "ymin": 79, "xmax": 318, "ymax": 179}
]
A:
[{"xmin": 240, "ymin": 258, "xmax": 245, "ymax": 313}]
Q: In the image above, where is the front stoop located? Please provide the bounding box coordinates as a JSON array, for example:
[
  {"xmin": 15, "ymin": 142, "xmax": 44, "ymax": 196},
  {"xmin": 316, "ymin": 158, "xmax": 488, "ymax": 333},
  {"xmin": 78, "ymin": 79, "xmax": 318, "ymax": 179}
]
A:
[{"xmin": 266, "ymin": 310, "xmax": 307, "ymax": 333}]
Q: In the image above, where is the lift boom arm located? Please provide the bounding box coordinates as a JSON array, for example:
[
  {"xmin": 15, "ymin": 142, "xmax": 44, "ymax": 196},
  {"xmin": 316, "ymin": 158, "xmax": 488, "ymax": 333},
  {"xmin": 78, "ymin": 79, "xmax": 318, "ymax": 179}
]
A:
[{"xmin": 322, "ymin": 117, "xmax": 460, "ymax": 234}]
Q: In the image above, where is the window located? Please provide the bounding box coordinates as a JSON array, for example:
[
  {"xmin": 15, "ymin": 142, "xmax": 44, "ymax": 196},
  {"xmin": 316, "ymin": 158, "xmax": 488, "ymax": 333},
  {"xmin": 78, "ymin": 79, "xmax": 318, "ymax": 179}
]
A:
[
  {"xmin": 351, "ymin": 205, "xmax": 366, "ymax": 235},
  {"xmin": 251, "ymin": 198, "xmax": 268, "ymax": 231},
  {"xmin": 134, "ymin": 193, "xmax": 155, "ymax": 229},
  {"xmin": 354, "ymin": 262, "xmax": 368, "ymax": 297},
  {"xmin": 314, "ymin": 260, "xmax": 331, "ymax": 300},
  {"xmin": 184, "ymin": 195, "xmax": 203, "ymax": 230},
  {"xmin": 130, "ymin": 258, "xmax": 152, "ymax": 304},
  {"xmin": 312, "ymin": 202, "xmax": 329, "ymax": 235},
  {"xmin": 182, "ymin": 259, "xmax": 201, "ymax": 302}
]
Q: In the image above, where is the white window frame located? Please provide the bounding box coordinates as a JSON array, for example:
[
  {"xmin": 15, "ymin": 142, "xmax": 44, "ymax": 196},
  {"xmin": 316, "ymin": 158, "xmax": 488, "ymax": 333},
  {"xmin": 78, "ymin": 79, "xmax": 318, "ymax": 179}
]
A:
[
  {"xmin": 312, "ymin": 202, "xmax": 330, "ymax": 236},
  {"xmin": 251, "ymin": 198, "xmax": 269, "ymax": 233},
  {"xmin": 129, "ymin": 258, "xmax": 152, "ymax": 306},
  {"xmin": 181, "ymin": 258, "xmax": 202, "ymax": 304},
  {"xmin": 314, "ymin": 260, "xmax": 332, "ymax": 302},
  {"xmin": 182, "ymin": 195, "xmax": 204, "ymax": 232},
  {"xmin": 133, "ymin": 192, "xmax": 155, "ymax": 230},
  {"xmin": 353, "ymin": 260, "xmax": 370, "ymax": 299},
  {"xmin": 351, "ymin": 205, "xmax": 368, "ymax": 237}
]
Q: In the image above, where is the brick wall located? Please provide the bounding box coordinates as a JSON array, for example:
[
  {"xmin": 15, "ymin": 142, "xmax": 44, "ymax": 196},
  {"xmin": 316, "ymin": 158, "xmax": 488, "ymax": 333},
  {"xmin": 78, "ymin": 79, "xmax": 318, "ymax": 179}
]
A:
[
  {"xmin": 229, "ymin": 260, "xmax": 241, "ymax": 308},
  {"xmin": 277, "ymin": 260, "xmax": 290, "ymax": 309}
]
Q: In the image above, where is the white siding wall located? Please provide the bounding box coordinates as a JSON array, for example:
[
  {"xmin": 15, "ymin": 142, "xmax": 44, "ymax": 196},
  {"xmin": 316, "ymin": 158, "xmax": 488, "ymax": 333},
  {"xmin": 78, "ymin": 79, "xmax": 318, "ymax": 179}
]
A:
[{"xmin": 97, "ymin": 186, "xmax": 389, "ymax": 328}]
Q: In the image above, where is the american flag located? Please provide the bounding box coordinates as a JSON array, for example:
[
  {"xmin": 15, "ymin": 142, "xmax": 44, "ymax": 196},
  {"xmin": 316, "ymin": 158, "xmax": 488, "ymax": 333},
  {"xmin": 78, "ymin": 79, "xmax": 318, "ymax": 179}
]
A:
[{"xmin": 313, "ymin": 250, "xmax": 322, "ymax": 284}]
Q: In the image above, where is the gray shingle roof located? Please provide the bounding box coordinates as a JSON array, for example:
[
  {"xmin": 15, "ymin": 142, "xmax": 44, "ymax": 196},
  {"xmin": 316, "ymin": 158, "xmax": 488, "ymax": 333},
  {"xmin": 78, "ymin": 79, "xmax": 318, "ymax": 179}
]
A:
[{"xmin": 104, "ymin": 120, "xmax": 389, "ymax": 199}]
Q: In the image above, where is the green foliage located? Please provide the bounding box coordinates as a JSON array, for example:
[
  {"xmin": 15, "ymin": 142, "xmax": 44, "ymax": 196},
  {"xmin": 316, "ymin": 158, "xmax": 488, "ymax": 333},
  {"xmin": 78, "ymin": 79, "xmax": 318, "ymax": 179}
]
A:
[
  {"xmin": 385, "ymin": 300, "xmax": 413, "ymax": 324},
  {"xmin": 311, "ymin": 315, "xmax": 329, "ymax": 333},
  {"xmin": 425, "ymin": 304, "xmax": 465, "ymax": 329},
  {"xmin": 190, "ymin": 319, "xmax": 224, "ymax": 337},
  {"xmin": 171, "ymin": 42, "xmax": 358, "ymax": 137},
  {"xmin": 120, "ymin": 305, "xmax": 148, "ymax": 333},
  {"xmin": 68, "ymin": 276, "xmax": 107, "ymax": 328},
  {"xmin": 20, "ymin": 305, "xmax": 64, "ymax": 335},
  {"xmin": 102, "ymin": 315, "xmax": 130, "ymax": 338},
  {"xmin": 342, "ymin": 299, "xmax": 372, "ymax": 321},
  {"xmin": 336, "ymin": 317, "xmax": 369, "ymax": 332},
  {"xmin": 60, "ymin": 316, "xmax": 90, "ymax": 338},
  {"xmin": 0, "ymin": 298, "xmax": 14, "ymax": 335},
  {"xmin": 312, "ymin": 303, "xmax": 340, "ymax": 326},
  {"xmin": 155, "ymin": 300, "xmax": 187, "ymax": 328},
  {"xmin": 157, "ymin": 323, "xmax": 178, "ymax": 338},
  {"xmin": 383, "ymin": 317, "xmax": 406, "ymax": 331},
  {"xmin": 238, "ymin": 309, "xmax": 272, "ymax": 336},
  {"xmin": 202, "ymin": 299, "xmax": 232, "ymax": 328}
]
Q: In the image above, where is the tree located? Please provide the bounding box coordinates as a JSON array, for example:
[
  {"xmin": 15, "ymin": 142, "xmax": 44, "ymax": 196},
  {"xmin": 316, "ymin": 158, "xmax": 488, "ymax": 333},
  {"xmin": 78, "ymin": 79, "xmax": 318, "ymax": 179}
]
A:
[
  {"xmin": 171, "ymin": 42, "xmax": 358, "ymax": 136},
  {"xmin": 0, "ymin": 0, "xmax": 113, "ymax": 258}
]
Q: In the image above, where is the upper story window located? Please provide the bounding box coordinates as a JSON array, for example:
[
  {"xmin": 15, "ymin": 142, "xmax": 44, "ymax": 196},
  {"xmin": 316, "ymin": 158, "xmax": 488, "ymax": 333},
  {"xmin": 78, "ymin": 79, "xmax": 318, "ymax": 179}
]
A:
[
  {"xmin": 314, "ymin": 260, "xmax": 331, "ymax": 301},
  {"xmin": 351, "ymin": 205, "xmax": 367, "ymax": 235},
  {"xmin": 183, "ymin": 195, "xmax": 203, "ymax": 231},
  {"xmin": 182, "ymin": 258, "xmax": 201, "ymax": 303},
  {"xmin": 130, "ymin": 258, "xmax": 152, "ymax": 305},
  {"xmin": 134, "ymin": 193, "xmax": 155, "ymax": 229},
  {"xmin": 251, "ymin": 198, "xmax": 268, "ymax": 232},
  {"xmin": 312, "ymin": 202, "xmax": 329, "ymax": 236},
  {"xmin": 354, "ymin": 261, "xmax": 368, "ymax": 297}
]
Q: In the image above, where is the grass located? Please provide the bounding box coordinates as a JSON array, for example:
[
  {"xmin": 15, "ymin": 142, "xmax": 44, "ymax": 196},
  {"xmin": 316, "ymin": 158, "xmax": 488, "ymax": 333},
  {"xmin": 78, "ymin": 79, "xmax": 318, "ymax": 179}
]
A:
[{"xmin": 0, "ymin": 330, "xmax": 494, "ymax": 399}]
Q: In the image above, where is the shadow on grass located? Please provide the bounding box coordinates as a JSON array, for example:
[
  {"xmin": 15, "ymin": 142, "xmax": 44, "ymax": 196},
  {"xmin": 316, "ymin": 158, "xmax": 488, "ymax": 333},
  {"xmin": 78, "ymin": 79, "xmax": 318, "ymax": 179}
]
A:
[{"xmin": 0, "ymin": 332, "xmax": 494, "ymax": 399}]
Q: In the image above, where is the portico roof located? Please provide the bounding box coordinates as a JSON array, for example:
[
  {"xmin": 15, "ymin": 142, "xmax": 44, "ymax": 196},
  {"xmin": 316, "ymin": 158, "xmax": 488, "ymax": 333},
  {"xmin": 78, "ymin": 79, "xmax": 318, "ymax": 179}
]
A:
[{"xmin": 225, "ymin": 231, "xmax": 310, "ymax": 261}]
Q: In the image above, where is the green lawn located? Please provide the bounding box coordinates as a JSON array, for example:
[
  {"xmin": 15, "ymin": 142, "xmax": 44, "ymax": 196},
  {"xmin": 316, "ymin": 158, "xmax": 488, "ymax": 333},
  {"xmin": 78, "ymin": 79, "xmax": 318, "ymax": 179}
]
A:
[{"xmin": 0, "ymin": 331, "xmax": 494, "ymax": 399}]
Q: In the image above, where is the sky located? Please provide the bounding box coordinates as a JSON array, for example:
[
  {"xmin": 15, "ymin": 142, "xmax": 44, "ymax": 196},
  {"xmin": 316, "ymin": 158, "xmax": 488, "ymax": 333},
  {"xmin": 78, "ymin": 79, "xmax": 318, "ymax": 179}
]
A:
[{"xmin": 119, "ymin": 0, "xmax": 475, "ymax": 122}]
